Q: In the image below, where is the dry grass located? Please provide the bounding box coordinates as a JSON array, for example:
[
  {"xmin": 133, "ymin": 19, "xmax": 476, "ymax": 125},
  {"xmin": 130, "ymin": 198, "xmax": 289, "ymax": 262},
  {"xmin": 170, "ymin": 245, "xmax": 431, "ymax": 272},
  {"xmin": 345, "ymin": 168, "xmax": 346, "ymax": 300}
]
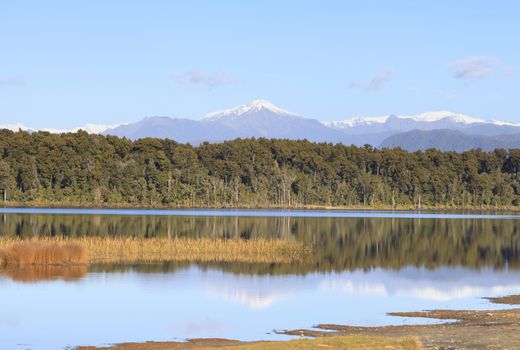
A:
[
  {"xmin": 0, "ymin": 237, "xmax": 312, "ymax": 265},
  {"xmin": 0, "ymin": 241, "xmax": 87, "ymax": 267}
]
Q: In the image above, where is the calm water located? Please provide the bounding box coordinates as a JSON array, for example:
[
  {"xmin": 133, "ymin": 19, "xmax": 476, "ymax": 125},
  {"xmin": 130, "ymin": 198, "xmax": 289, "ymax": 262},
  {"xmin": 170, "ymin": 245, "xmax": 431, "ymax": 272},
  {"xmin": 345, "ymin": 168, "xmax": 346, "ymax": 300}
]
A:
[{"xmin": 1, "ymin": 208, "xmax": 520, "ymax": 350}]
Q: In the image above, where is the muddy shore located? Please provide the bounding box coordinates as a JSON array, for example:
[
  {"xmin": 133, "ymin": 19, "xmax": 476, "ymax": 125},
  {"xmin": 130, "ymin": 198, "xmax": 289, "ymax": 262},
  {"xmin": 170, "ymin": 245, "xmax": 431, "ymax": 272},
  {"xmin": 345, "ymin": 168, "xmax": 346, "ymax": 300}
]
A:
[{"xmin": 284, "ymin": 295, "xmax": 520, "ymax": 350}]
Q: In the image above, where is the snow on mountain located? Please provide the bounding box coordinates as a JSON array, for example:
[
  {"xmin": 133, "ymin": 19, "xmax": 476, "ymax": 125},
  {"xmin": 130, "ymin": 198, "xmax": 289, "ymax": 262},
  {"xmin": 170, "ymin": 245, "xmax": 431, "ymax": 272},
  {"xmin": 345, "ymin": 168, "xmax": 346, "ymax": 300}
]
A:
[
  {"xmin": 199, "ymin": 99, "xmax": 347, "ymax": 142},
  {"xmin": 405, "ymin": 111, "xmax": 485, "ymax": 124},
  {"xmin": 0, "ymin": 123, "xmax": 30, "ymax": 131},
  {"xmin": 488, "ymin": 119, "xmax": 520, "ymax": 127},
  {"xmin": 76, "ymin": 123, "xmax": 120, "ymax": 134},
  {"xmin": 202, "ymin": 99, "xmax": 298, "ymax": 122},
  {"xmin": 324, "ymin": 111, "xmax": 492, "ymax": 129},
  {"xmin": 38, "ymin": 124, "xmax": 119, "ymax": 134},
  {"xmin": 3, "ymin": 104, "xmax": 520, "ymax": 150},
  {"xmin": 104, "ymin": 99, "xmax": 348, "ymax": 143},
  {"xmin": 324, "ymin": 111, "xmax": 520, "ymax": 147},
  {"xmin": 324, "ymin": 115, "xmax": 388, "ymax": 128},
  {"xmin": 0, "ymin": 123, "xmax": 118, "ymax": 134}
]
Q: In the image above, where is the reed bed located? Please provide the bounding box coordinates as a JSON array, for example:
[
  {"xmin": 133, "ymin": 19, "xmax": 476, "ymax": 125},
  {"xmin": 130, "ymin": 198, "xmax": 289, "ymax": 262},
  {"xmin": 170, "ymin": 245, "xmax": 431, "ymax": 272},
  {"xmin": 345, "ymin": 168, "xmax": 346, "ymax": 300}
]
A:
[
  {"xmin": 0, "ymin": 237, "xmax": 312, "ymax": 265},
  {"xmin": 0, "ymin": 241, "xmax": 87, "ymax": 267}
]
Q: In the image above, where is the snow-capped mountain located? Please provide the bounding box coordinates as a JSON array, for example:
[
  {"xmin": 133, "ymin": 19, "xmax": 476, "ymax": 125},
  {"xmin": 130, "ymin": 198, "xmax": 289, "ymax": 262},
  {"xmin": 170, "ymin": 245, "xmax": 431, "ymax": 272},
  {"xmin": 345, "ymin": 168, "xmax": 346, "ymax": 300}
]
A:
[
  {"xmin": 202, "ymin": 99, "xmax": 298, "ymax": 122},
  {"xmin": 3, "ymin": 103, "xmax": 520, "ymax": 151},
  {"xmin": 0, "ymin": 122, "xmax": 117, "ymax": 134},
  {"xmin": 0, "ymin": 123, "xmax": 30, "ymax": 132},
  {"xmin": 325, "ymin": 115, "xmax": 389, "ymax": 128},
  {"xmin": 104, "ymin": 99, "xmax": 348, "ymax": 143},
  {"xmin": 76, "ymin": 123, "xmax": 120, "ymax": 134},
  {"xmin": 324, "ymin": 111, "xmax": 518, "ymax": 129},
  {"xmin": 324, "ymin": 111, "xmax": 520, "ymax": 147},
  {"xmin": 199, "ymin": 99, "xmax": 346, "ymax": 141}
]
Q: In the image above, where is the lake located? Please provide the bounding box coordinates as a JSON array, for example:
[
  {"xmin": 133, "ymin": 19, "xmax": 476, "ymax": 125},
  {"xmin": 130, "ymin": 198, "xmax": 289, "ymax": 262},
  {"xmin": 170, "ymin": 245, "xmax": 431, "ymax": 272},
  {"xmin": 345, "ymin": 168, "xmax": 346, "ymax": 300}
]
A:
[{"xmin": 1, "ymin": 208, "xmax": 520, "ymax": 350}]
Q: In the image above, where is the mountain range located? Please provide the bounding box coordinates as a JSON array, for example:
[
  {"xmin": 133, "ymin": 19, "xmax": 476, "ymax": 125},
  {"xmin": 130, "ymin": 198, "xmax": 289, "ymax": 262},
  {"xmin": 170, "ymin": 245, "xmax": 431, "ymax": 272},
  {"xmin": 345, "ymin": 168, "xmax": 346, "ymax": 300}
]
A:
[
  {"xmin": 381, "ymin": 129, "xmax": 520, "ymax": 152},
  {"xmin": 104, "ymin": 100, "xmax": 347, "ymax": 144},
  {"xmin": 2, "ymin": 99, "xmax": 520, "ymax": 151}
]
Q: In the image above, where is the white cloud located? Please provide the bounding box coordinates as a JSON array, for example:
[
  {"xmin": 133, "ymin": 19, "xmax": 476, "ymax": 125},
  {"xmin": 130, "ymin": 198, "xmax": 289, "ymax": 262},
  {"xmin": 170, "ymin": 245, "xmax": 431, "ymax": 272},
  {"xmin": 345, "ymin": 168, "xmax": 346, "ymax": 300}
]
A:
[
  {"xmin": 349, "ymin": 69, "xmax": 393, "ymax": 91},
  {"xmin": 504, "ymin": 67, "xmax": 518, "ymax": 79},
  {"xmin": 0, "ymin": 75, "xmax": 25, "ymax": 88},
  {"xmin": 175, "ymin": 70, "xmax": 235, "ymax": 90},
  {"xmin": 450, "ymin": 56, "xmax": 496, "ymax": 82}
]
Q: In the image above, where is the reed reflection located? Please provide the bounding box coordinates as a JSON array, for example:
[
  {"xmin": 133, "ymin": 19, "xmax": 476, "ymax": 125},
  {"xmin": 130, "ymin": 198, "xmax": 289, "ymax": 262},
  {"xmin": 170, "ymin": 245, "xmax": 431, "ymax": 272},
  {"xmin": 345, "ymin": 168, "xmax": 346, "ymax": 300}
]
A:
[
  {"xmin": 0, "ymin": 265, "xmax": 87, "ymax": 282},
  {"xmin": 1, "ymin": 213, "xmax": 519, "ymax": 271}
]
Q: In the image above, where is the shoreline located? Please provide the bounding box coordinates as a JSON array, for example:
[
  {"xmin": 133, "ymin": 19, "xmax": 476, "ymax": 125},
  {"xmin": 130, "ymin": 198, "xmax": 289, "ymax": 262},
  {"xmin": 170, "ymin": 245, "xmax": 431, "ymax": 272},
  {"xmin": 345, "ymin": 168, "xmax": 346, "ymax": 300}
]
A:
[
  {"xmin": 75, "ymin": 294, "xmax": 520, "ymax": 350},
  {"xmin": 1, "ymin": 202, "xmax": 519, "ymax": 212},
  {"xmin": 282, "ymin": 294, "xmax": 520, "ymax": 350}
]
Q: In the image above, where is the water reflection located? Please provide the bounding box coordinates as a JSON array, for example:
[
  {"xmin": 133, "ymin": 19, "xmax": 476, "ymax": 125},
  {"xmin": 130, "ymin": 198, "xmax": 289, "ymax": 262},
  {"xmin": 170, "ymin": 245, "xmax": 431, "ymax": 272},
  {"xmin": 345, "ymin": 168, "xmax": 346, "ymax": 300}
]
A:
[
  {"xmin": 1, "ymin": 210, "xmax": 520, "ymax": 350},
  {"xmin": 2, "ymin": 265, "xmax": 520, "ymax": 350},
  {"xmin": 88, "ymin": 263, "xmax": 520, "ymax": 305},
  {"xmin": 0, "ymin": 265, "xmax": 87, "ymax": 282},
  {"xmin": 2, "ymin": 211, "xmax": 520, "ymax": 270}
]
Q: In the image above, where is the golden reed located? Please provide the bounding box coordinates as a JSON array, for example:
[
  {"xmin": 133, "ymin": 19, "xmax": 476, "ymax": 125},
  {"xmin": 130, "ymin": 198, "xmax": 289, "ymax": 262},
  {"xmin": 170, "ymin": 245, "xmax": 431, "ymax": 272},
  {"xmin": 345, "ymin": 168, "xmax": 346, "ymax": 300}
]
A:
[
  {"xmin": 0, "ymin": 241, "xmax": 87, "ymax": 266},
  {"xmin": 0, "ymin": 237, "xmax": 312, "ymax": 266}
]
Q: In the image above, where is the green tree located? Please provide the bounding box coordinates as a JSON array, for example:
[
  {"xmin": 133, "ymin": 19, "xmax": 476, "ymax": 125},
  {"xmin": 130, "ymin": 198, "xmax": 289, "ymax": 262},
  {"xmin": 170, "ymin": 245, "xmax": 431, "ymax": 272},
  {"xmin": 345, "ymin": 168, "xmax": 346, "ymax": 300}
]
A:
[{"xmin": 0, "ymin": 160, "xmax": 15, "ymax": 202}]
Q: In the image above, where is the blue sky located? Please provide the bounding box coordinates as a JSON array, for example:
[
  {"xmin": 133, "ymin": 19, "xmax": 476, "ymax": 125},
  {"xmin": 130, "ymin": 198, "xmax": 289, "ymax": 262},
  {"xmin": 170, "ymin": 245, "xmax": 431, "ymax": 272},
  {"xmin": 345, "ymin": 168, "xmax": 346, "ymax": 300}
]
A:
[{"xmin": 0, "ymin": 0, "xmax": 519, "ymax": 128}]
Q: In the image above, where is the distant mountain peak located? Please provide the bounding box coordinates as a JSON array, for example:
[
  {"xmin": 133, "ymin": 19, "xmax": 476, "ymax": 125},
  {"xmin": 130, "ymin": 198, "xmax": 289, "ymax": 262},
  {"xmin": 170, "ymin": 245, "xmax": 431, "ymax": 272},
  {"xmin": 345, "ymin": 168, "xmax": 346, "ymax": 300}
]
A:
[
  {"xmin": 142, "ymin": 116, "xmax": 175, "ymax": 122},
  {"xmin": 4, "ymin": 103, "xmax": 520, "ymax": 150},
  {"xmin": 404, "ymin": 111, "xmax": 484, "ymax": 124},
  {"xmin": 0, "ymin": 122, "xmax": 30, "ymax": 132},
  {"xmin": 202, "ymin": 99, "xmax": 297, "ymax": 122},
  {"xmin": 78, "ymin": 123, "xmax": 121, "ymax": 133},
  {"xmin": 380, "ymin": 128, "xmax": 520, "ymax": 152},
  {"xmin": 0, "ymin": 122, "xmax": 118, "ymax": 134},
  {"xmin": 323, "ymin": 115, "xmax": 388, "ymax": 128},
  {"xmin": 325, "ymin": 111, "xmax": 499, "ymax": 129}
]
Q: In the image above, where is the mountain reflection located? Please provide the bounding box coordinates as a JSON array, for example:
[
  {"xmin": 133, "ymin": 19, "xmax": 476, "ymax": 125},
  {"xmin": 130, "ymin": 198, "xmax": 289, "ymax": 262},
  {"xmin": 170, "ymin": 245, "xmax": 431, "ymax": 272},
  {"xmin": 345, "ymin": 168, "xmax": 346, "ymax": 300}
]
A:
[{"xmin": 88, "ymin": 266, "xmax": 520, "ymax": 308}]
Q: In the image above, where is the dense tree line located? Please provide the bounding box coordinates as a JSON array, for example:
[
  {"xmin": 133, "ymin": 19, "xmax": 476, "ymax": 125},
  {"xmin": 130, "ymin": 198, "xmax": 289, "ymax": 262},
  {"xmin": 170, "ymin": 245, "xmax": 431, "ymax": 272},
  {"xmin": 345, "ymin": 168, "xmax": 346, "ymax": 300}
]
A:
[{"xmin": 1, "ymin": 129, "xmax": 520, "ymax": 208}]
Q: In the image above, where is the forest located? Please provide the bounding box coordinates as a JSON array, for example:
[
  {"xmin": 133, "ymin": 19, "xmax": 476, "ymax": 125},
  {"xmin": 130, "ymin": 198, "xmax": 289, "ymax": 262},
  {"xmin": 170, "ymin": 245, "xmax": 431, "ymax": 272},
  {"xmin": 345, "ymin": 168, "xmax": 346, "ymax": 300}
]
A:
[{"xmin": 1, "ymin": 128, "xmax": 520, "ymax": 208}]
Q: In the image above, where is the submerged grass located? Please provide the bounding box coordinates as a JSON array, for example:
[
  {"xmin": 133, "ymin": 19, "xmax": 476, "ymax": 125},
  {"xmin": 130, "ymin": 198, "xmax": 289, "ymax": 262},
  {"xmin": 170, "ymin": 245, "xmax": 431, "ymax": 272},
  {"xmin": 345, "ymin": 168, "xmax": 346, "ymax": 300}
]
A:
[
  {"xmin": 76, "ymin": 335, "xmax": 422, "ymax": 350},
  {"xmin": 0, "ymin": 236, "xmax": 312, "ymax": 266},
  {"xmin": 200, "ymin": 336, "xmax": 422, "ymax": 350}
]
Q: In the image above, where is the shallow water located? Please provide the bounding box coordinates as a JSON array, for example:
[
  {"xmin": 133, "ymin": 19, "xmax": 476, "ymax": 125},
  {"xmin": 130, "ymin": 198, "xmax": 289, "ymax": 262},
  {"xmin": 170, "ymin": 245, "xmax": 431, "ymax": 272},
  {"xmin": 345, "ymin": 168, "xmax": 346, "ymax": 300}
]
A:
[
  {"xmin": 2, "ymin": 265, "xmax": 520, "ymax": 350},
  {"xmin": 1, "ymin": 208, "xmax": 520, "ymax": 349}
]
